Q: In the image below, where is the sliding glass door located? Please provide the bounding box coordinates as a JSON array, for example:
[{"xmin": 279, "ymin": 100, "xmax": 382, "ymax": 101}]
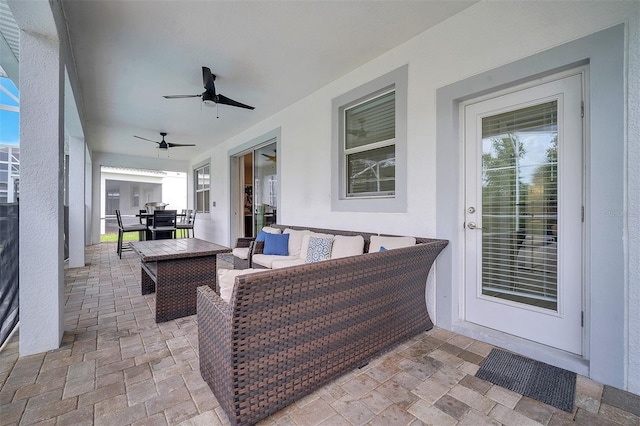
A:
[
  {"xmin": 253, "ymin": 143, "xmax": 277, "ymax": 233},
  {"xmin": 233, "ymin": 138, "xmax": 278, "ymax": 239}
]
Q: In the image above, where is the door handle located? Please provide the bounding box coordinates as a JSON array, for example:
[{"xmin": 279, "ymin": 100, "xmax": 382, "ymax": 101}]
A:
[{"xmin": 467, "ymin": 222, "xmax": 482, "ymax": 230}]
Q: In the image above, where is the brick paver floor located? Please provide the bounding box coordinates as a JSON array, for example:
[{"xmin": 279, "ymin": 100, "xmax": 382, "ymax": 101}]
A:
[{"xmin": 1, "ymin": 243, "xmax": 639, "ymax": 425}]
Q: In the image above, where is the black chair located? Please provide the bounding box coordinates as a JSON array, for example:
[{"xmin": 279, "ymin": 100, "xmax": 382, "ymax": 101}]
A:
[
  {"xmin": 176, "ymin": 209, "xmax": 196, "ymax": 238},
  {"xmin": 115, "ymin": 209, "xmax": 147, "ymax": 258},
  {"xmin": 138, "ymin": 209, "xmax": 148, "ymax": 225},
  {"xmin": 149, "ymin": 209, "xmax": 177, "ymax": 240}
]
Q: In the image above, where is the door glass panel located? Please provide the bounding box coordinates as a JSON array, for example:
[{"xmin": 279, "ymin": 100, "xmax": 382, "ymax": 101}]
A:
[
  {"xmin": 481, "ymin": 100, "xmax": 558, "ymax": 310},
  {"xmin": 253, "ymin": 142, "xmax": 277, "ymax": 232}
]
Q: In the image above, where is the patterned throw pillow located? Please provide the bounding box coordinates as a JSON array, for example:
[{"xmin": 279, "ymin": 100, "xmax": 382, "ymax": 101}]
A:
[{"xmin": 305, "ymin": 236, "xmax": 334, "ymax": 263}]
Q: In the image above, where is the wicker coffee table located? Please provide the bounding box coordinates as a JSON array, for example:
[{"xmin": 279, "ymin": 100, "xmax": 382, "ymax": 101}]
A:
[{"xmin": 130, "ymin": 238, "xmax": 231, "ymax": 322}]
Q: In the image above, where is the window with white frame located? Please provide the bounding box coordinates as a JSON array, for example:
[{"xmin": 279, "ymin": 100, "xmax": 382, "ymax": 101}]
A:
[
  {"xmin": 195, "ymin": 164, "xmax": 210, "ymax": 213},
  {"xmin": 332, "ymin": 65, "xmax": 407, "ymax": 212},
  {"xmin": 344, "ymin": 90, "xmax": 395, "ymax": 197}
]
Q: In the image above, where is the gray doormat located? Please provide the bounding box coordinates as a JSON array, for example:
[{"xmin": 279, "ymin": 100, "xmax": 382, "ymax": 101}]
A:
[{"xmin": 476, "ymin": 348, "xmax": 576, "ymax": 412}]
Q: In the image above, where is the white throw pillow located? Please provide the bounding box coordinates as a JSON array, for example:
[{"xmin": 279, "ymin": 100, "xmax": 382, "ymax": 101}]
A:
[
  {"xmin": 330, "ymin": 235, "xmax": 365, "ymax": 259},
  {"xmin": 283, "ymin": 228, "xmax": 311, "ymax": 258},
  {"xmin": 368, "ymin": 235, "xmax": 417, "ymax": 253},
  {"xmin": 305, "ymin": 236, "xmax": 334, "ymax": 263},
  {"xmin": 217, "ymin": 268, "xmax": 259, "ymax": 304},
  {"xmin": 300, "ymin": 232, "xmax": 334, "ymax": 260}
]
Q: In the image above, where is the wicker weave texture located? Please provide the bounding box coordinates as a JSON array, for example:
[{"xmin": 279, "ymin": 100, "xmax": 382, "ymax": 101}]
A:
[
  {"xmin": 153, "ymin": 256, "xmax": 219, "ymax": 322},
  {"xmin": 131, "ymin": 239, "xmax": 231, "ymax": 322},
  {"xmin": 198, "ymin": 231, "xmax": 448, "ymax": 425},
  {"xmin": 232, "ymin": 238, "xmax": 254, "ymax": 270}
]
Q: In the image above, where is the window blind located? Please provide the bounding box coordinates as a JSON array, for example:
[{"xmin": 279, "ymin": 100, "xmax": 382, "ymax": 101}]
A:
[
  {"xmin": 345, "ymin": 91, "xmax": 395, "ymax": 150},
  {"xmin": 480, "ymin": 100, "xmax": 558, "ymax": 310},
  {"xmin": 482, "ymin": 101, "xmax": 557, "ymax": 138}
]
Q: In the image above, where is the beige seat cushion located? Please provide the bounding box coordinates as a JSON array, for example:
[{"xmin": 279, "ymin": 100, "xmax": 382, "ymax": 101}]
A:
[
  {"xmin": 232, "ymin": 247, "xmax": 249, "ymax": 260},
  {"xmin": 252, "ymin": 254, "xmax": 300, "ymax": 269},
  {"xmin": 217, "ymin": 268, "xmax": 260, "ymax": 304},
  {"xmin": 271, "ymin": 258, "xmax": 306, "ymax": 269},
  {"xmin": 368, "ymin": 235, "xmax": 416, "ymax": 253}
]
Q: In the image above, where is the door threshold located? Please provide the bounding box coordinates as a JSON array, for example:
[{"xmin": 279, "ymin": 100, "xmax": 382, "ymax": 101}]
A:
[{"xmin": 451, "ymin": 320, "xmax": 589, "ymax": 376}]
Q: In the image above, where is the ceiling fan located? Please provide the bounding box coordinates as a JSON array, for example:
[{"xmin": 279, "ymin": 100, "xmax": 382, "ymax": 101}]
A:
[
  {"xmin": 347, "ymin": 118, "xmax": 368, "ymax": 139},
  {"xmin": 262, "ymin": 149, "xmax": 276, "ymax": 162},
  {"xmin": 134, "ymin": 132, "xmax": 196, "ymax": 150},
  {"xmin": 163, "ymin": 66, "xmax": 255, "ymax": 110}
]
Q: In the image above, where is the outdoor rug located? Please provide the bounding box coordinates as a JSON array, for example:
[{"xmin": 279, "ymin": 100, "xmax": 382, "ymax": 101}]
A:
[{"xmin": 476, "ymin": 348, "xmax": 576, "ymax": 412}]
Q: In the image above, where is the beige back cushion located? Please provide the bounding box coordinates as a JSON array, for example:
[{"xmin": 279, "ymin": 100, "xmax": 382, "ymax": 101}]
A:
[
  {"xmin": 368, "ymin": 235, "xmax": 416, "ymax": 253},
  {"xmin": 262, "ymin": 226, "xmax": 282, "ymax": 235},
  {"xmin": 283, "ymin": 228, "xmax": 311, "ymax": 257},
  {"xmin": 330, "ymin": 235, "xmax": 365, "ymax": 259},
  {"xmin": 217, "ymin": 269, "xmax": 260, "ymax": 304}
]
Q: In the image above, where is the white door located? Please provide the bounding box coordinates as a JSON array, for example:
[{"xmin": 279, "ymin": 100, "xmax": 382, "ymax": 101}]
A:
[{"xmin": 464, "ymin": 72, "xmax": 584, "ymax": 355}]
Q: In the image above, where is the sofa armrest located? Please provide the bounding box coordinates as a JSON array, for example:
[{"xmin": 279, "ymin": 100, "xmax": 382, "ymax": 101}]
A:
[
  {"xmin": 197, "ymin": 286, "xmax": 235, "ymax": 418},
  {"xmin": 235, "ymin": 237, "xmax": 255, "ymax": 249},
  {"xmin": 252, "ymin": 240, "xmax": 265, "ymax": 255}
]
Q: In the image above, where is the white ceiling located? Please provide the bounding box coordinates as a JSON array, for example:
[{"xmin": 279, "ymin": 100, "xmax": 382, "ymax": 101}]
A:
[{"xmin": 61, "ymin": 0, "xmax": 477, "ymax": 161}]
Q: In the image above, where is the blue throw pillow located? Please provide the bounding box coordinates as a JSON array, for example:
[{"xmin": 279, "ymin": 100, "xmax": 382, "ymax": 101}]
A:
[
  {"xmin": 379, "ymin": 246, "xmax": 387, "ymax": 252},
  {"xmin": 256, "ymin": 230, "xmax": 266, "ymax": 242},
  {"xmin": 263, "ymin": 233, "xmax": 289, "ymax": 256}
]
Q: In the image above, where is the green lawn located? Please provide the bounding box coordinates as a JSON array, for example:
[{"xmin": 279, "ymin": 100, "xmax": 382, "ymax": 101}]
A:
[{"xmin": 100, "ymin": 232, "xmax": 141, "ymax": 243}]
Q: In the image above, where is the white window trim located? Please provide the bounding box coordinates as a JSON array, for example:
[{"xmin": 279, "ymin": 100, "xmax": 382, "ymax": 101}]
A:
[
  {"xmin": 194, "ymin": 161, "xmax": 210, "ymax": 214},
  {"xmin": 331, "ymin": 65, "xmax": 407, "ymax": 212},
  {"xmin": 343, "ymin": 88, "xmax": 396, "ymax": 198}
]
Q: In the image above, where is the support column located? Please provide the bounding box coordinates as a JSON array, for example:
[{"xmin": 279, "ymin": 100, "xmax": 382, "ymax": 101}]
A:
[
  {"xmin": 18, "ymin": 30, "xmax": 65, "ymax": 355},
  {"xmin": 68, "ymin": 136, "xmax": 85, "ymax": 267},
  {"xmin": 85, "ymin": 146, "xmax": 93, "ymax": 246}
]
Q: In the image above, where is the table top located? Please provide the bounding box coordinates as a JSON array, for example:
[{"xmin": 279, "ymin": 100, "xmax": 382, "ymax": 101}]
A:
[
  {"xmin": 137, "ymin": 212, "xmax": 186, "ymax": 218},
  {"xmin": 129, "ymin": 238, "xmax": 231, "ymax": 262}
]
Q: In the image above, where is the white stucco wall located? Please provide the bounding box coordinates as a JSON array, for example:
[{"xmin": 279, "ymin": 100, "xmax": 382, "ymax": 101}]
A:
[
  {"xmin": 189, "ymin": 1, "xmax": 639, "ymax": 392},
  {"xmin": 626, "ymin": 1, "xmax": 640, "ymax": 394}
]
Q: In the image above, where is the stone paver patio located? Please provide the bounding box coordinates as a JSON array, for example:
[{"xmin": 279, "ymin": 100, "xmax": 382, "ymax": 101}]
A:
[{"xmin": 1, "ymin": 242, "xmax": 639, "ymax": 425}]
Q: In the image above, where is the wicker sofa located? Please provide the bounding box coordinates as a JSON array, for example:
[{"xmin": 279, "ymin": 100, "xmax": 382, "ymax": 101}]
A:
[{"xmin": 197, "ymin": 225, "xmax": 448, "ymax": 426}]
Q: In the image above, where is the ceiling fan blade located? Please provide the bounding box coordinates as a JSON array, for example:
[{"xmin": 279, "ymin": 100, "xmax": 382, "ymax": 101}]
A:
[
  {"xmin": 216, "ymin": 94, "xmax": 255, "ymax": 110},
  {"xmin": 134, "ymin": 135, "xmax": 161, "ymax": 144},
  {"xmin": 163, "ymin": 94, "xmax": 201, "ymax": 99},
  {"xmin": 167, "ymin": 143, "xmax": 196, "ymax": 148},
  {"xmin": 202, "ymin": 67, "xmax": 216, "ymax": 92}
]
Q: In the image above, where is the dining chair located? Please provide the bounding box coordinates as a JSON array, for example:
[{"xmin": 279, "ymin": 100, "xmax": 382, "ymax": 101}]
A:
[
  {"xmin": 139, "ymin": 209, "xmax": 148, "ymax": 225},
  {"xmin": 176, "ymin": 209, "xmax": 196, "ymax": 238},
  {"xmin": 115, "ymin": 209, "xmax": 147, "ymax": 258},
  {"xmin": 149, "ymin": 209, "xmax": 177, "ymax": 240}
]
